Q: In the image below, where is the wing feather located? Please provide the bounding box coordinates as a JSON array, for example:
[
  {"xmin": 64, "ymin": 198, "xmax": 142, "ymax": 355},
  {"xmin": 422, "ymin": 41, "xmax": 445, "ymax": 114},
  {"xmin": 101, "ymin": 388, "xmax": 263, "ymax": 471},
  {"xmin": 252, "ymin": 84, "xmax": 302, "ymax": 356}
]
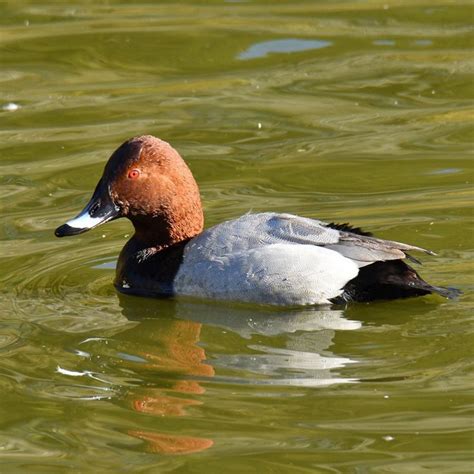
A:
[{"xmin": 262, "ymin": 213, "xmax": 434, "ymax": 267}]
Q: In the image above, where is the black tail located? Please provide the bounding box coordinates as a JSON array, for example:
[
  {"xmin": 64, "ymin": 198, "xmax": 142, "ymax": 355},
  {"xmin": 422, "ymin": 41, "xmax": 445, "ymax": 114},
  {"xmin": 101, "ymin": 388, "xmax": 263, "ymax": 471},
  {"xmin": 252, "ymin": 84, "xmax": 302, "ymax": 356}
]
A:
[{"xmin": 332, "ymin": 260, "xmax": 461, "ymax": 304}]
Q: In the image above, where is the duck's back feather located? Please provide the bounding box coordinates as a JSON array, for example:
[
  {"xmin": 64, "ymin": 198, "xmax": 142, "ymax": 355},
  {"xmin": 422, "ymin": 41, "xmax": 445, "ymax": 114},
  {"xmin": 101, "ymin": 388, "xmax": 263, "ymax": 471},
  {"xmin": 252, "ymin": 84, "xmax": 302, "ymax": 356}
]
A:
[{"xmin": 180, "ymin": 212, "xmax": 432, "ymax": 265}]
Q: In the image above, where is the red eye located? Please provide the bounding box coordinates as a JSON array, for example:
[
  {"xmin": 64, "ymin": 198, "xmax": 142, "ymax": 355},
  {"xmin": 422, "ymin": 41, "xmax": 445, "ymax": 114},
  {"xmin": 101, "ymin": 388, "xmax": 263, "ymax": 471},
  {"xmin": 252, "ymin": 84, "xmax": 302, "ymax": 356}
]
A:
[{"xmin": 128, "ymin": 169, "xmax": 140, "ymax": 179}]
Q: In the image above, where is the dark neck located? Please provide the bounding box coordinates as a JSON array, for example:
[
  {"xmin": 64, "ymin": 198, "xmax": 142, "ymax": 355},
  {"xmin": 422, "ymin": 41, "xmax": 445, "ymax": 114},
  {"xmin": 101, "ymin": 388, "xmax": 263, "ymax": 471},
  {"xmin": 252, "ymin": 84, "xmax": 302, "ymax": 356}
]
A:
[{"xmin": 115, "ymin": 209, "xmax": 203, "ymax": 295}]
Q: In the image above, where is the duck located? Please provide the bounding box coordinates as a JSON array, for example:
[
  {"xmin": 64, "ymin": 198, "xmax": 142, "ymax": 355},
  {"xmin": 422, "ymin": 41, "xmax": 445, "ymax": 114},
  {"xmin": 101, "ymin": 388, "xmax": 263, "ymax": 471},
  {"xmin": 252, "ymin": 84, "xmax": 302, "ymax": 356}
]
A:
[{"xmin": 55, "ymin": 135, "xmax": 459, "ymax": 306}]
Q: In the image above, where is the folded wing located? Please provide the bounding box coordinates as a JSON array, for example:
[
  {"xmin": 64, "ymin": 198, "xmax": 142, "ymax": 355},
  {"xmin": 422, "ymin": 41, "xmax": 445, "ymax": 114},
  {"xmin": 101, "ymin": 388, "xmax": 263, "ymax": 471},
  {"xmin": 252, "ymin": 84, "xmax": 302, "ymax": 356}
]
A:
[{"xmin": 263, "ymin": 213, "xmax": 434, "ymax": 267}]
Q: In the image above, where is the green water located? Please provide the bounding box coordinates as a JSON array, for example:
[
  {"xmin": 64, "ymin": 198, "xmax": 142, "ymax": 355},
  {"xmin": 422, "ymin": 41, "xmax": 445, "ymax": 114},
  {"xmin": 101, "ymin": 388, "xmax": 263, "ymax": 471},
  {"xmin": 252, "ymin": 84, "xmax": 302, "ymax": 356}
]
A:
[{"xmin": 1, "ymin": 1, "xmax": 473, "ymax": 472}]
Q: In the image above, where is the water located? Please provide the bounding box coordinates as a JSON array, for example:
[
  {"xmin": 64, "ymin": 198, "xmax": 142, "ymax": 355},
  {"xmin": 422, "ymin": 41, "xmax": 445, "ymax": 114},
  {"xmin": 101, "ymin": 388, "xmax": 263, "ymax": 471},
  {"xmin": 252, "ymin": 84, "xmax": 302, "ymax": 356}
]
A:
[{"xmin": 1, "ymin": 1, "xmax": 473, "ymax": 471}]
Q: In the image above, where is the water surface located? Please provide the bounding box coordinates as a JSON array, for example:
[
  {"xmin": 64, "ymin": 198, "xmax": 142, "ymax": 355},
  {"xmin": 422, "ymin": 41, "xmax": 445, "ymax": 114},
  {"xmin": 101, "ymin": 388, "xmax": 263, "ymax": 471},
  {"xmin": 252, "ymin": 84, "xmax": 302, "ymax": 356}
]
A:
[{"xmin": 0, "ymin": 1, "xmax": 473, "ymax": 472}]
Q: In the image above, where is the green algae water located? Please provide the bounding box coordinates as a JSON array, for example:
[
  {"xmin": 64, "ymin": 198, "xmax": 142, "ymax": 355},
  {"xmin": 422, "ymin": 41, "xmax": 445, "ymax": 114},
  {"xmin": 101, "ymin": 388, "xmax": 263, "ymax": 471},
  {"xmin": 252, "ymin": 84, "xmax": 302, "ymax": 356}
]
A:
[{"xmin": 1, "ymin": 1, "xmax": 473, "ymax": 472}]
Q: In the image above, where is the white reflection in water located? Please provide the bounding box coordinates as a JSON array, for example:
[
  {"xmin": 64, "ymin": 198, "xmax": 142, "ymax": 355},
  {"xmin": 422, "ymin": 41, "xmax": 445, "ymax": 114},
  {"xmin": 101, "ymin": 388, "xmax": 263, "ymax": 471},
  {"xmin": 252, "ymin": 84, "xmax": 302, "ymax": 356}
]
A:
[
  {"xmin": 174, "ymin": 302, "xmax": 361, "ymax": 338},
  {"xmin": 204, "ymin": 308, "xmax": 359, "ymax": 387},
  {"xmin": 238, "ymin": 38, "xmax": 332, "ymax": 60},
  {"xmin": 92, "ymin": 260, "xmax": 116, "ymax": 270},
  {"xmin": 373, "ymin": 39, "xmax": 396, "ymax": 46}
]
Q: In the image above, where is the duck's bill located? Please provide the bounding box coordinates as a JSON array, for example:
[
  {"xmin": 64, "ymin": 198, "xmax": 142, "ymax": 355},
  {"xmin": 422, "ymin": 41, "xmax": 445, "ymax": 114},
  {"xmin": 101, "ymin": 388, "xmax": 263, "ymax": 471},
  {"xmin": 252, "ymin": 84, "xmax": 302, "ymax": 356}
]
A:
[{"xmin": 55, "ymin": 181, "xmax": 120, "ymax": 237}]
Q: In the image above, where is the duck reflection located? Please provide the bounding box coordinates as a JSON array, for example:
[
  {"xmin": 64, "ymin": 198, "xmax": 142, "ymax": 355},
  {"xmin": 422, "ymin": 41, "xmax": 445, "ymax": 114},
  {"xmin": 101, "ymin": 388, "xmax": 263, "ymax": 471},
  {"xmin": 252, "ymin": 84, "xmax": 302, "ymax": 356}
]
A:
[{"xmin": 114, "ymin": 295, "xmax": 360, "ymax": 454}]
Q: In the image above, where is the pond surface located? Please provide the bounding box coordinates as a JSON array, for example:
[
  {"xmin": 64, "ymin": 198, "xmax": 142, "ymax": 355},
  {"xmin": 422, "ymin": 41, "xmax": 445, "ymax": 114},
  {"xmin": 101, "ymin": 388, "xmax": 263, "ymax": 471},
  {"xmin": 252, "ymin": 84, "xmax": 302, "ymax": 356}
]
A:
[{"xmin": 1, "ymin": 1, "xmax": 473, "ymax": 472}]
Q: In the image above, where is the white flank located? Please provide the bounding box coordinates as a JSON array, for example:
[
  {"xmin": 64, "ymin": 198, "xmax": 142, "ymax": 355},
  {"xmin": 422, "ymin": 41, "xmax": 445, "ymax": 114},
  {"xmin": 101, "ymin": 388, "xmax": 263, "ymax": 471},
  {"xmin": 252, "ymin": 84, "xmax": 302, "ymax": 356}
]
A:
[{"xmin": 175, "ymin": 243, "xmax": 359, "ymax": 305}]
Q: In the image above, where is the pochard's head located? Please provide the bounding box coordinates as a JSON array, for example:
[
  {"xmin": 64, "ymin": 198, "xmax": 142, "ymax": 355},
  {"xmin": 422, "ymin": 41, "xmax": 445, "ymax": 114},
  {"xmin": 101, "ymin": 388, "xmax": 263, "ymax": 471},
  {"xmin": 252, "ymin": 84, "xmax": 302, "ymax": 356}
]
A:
[{"xmin": 55, "ymin": 135, "xmax": 204, "ymax": 246}]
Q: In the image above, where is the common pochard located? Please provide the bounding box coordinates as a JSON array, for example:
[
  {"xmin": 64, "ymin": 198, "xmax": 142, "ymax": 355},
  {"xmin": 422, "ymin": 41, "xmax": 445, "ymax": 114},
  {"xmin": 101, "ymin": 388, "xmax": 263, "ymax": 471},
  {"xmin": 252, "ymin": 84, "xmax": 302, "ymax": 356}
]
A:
[{"xmin": 55, "ymin": 135, "xmax": 459, "ymax": 305}]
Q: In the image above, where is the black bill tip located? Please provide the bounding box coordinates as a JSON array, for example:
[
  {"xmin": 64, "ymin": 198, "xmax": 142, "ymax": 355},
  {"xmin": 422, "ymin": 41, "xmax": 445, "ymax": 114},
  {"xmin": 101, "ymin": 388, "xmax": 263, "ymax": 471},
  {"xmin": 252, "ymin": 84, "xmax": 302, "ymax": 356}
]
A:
[{"xmin": 55, "ymin": 224, "xmax": 88, "ymax": 237}]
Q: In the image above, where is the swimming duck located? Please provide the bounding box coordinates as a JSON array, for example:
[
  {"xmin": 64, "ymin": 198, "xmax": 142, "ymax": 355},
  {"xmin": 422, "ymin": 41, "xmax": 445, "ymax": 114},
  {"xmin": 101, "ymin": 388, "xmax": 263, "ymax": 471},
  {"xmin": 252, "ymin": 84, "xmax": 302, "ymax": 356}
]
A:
[{"xmin": 55, "ymin": 135, "xmax": 458, "ymax": 305}]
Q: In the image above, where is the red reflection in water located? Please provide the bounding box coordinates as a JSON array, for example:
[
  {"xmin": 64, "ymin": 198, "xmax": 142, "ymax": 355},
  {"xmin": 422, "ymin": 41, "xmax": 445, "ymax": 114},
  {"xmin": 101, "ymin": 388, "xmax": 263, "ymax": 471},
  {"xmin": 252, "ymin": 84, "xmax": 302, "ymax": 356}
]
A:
[
  {"xmin": 128, "ymin": 430, "xmax": 213, "ymax": 455},
  {"xmin": 126, "ymin": 319, "xmax": 214, "ymax": 454}
]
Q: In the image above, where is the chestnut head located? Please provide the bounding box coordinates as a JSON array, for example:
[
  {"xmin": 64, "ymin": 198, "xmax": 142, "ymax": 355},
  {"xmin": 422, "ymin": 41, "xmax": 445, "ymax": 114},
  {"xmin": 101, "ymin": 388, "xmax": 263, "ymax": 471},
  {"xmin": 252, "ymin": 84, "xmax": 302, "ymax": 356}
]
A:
[{"xmin": 55, "ymin": 135, "xmax": 204, "ymax": 247}]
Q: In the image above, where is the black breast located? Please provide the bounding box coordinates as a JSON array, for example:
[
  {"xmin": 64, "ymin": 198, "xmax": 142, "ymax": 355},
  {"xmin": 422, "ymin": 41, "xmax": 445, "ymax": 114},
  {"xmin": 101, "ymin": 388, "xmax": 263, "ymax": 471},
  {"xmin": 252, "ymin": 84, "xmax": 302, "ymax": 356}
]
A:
[{"xmin": 114, "ymin": 239, "xmax": 189, "ymax": 297}]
